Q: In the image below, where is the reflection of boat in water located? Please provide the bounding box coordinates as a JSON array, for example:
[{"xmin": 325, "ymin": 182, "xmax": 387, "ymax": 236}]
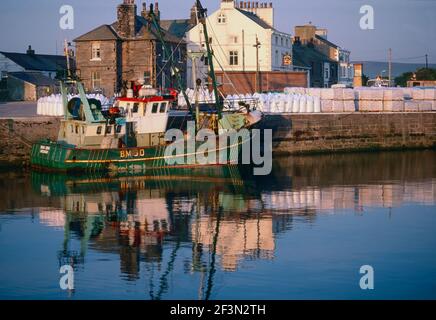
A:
[{"xmin": 31, "ymin": 166, "xmax": 281, "ymax": 299}]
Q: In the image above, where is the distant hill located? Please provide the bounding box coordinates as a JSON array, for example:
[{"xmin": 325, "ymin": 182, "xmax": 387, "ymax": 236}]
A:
[{"xmin": 352, "ymin": 61, "xmax": 436, "ymax": 79}]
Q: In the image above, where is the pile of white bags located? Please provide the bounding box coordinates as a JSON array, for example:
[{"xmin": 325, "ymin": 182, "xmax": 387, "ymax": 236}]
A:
[
  {"xmin": 224, "ymin": 92, "xmax": 321, "ymax": 114},
  {"xmin": 37, "ymin": 93, "xmax": 110, "ymax": 116},
  {"xmin": 178, "ymin": 88, "xmax": 216, "ymax": 107},
  {"xmin": 177, "ymin": 86, "xmax": 436, "ymax": 114},
  {"xmin": 411, "ymin": 88, "xmax": 436, "ymax": 111}
]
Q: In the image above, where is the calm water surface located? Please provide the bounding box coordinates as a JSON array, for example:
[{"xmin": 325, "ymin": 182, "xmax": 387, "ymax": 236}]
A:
[{"xmin": 0, "ymin": 151, "xmax": 436, "ymax": 300}]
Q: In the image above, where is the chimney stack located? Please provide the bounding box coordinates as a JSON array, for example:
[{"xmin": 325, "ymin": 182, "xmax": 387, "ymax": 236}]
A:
[
  {"xmin": 117, "ymin": 0, "xmax": 137, "ymax": 38},
  {"xmin": 26, "ymin": 45, "xmax": 35, "ymax": 55}
]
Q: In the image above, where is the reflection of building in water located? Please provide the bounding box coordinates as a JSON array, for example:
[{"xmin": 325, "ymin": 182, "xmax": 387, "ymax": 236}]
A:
[
  {"xmin": 192, "ymin": 216, "xmax": 275, "ymax": 272},
  {"xmin": 39, "ymin": 209, "xmax": 65, "ymax": 228},
  {"xmin": 45, "ymin": 186, "xmax": 173, "ymax": 279},
  {"xmin": 262, "ymin": 180, "xmax": 436, "ymax": 214}
]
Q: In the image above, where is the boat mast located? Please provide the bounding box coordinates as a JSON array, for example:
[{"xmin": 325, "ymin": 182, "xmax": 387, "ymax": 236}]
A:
[
  {"xmin": 148, "ymin": 9, "xmax": 196, "ymax": 123},
  {"xmin": 195, "ymin": 0, "xmax": 222, "ymax": 119},
  {"xmin": 64, "ymin": 39, "xmax": 72, "ymax": 79}
]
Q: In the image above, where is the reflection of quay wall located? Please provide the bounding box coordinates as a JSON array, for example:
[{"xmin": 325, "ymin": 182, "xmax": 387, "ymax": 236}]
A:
[
  {"xmin": 273, "ymin": 150, "xmax": 436, "ymax": 188},
  {"xmin": 2, "ymin": 112, "xmax": 436, "ymax": 165},
  {"xmin": 192, "ymin": 217, "xmax": 275, "ymax": 272},
  {"xmin": 262, "ymin": 180, "xmax": 436, "ymax": 212},
  {"xmin": 0, "ymin": 172, "xmax": 61, "ymax": 211}
]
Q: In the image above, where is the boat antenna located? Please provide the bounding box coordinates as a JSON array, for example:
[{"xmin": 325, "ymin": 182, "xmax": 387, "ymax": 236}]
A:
[{"xmin": 195, "ymin": 0, "xmax": 223, "ymax": 119}]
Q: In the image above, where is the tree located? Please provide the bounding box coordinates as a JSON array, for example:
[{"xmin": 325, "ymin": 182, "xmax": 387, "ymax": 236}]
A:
[{"xmin": 395, "ymin": 68, "xmax": 436, "ymax": 87}]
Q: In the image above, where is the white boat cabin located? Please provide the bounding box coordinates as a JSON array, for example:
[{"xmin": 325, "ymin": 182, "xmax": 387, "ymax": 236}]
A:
[
  {"xmin": 116, "ymin": 97, "xmax": 172, "ymax": 147},
  {"xmin": 117, "ymin": 98, "xmax": 170, "ymax": 134}
]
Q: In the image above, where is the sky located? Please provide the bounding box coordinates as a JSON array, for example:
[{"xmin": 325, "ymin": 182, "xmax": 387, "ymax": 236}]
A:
[{"xmin": 0, "ymin": 0, "xmax": 435, "ymax": 63}]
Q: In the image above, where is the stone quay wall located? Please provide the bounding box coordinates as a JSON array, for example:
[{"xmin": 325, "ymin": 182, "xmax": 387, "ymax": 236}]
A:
[
  {"xmin": 1, "ymin": 112, "xmax": 435, "ymax": 167},
  {"xmin": 263, "ymin": 113, "xmax": 436, "ymax": 154}
]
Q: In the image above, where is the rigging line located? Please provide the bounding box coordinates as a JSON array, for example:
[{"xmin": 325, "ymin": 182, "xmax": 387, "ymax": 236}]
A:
[
  {"xmin": 203, "ymin": 21, "xmax": 238, "ymax": 94},
  {"xmin": 206, "ymin": 19, "xmax": 243, "ymax": 96},
  {"xmin": 155, "ymin": 37, "xmax": 186, "ymax": 80},
  {"xmin": 196, "ymin": 58, "xmax": 234, "ymax": 104}
]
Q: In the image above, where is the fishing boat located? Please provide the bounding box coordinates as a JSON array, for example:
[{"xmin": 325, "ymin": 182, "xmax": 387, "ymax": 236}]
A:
[{"xmin": 30, "ymin": 0, "xmax": 263, "ymax": 173}]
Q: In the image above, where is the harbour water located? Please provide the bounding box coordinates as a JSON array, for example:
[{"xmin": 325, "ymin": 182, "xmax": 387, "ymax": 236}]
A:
[{"xmin": 0, "ymin": 150, "xmax": 435, "ymax": 300}]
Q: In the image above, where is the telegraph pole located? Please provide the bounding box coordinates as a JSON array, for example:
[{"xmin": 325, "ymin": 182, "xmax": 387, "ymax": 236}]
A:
[
  {"xmin": 253, "ymin": 36, "xmax": 261, "ymax": 92},
  {"xmin": 425, "ymin": 54, "xmax": 428, "ymax": 69},
  {"xmin": 388, "ymin": 48, "xmax": 392, "ymax": 87}
]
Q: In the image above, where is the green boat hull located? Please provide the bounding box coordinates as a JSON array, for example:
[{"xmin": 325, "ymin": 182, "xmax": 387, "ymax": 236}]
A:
[{"xmin": 30, "ymin": 132, "xmax": 250, "ymax": 173}]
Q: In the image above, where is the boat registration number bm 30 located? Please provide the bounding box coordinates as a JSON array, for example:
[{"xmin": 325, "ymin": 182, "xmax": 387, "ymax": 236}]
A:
[{"xmin": 120, "ymin": 149, "xmax": 146, "ymax": 158}]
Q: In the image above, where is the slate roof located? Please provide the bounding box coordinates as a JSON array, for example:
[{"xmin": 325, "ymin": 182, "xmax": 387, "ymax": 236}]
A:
[
  {"xmin": 7, "ymin": 71, "xmax": 58, "ymax": 86},
  {"xmin": 74, "ymin": 17, "xmax": 185, "ymax": 44},
  {"xmin": 293, "ymin": 44, "xmax": 337, "ymax": 69},
  {"xmin": 0, "ymin": 51, "xmax": 70, "ymax": 72},
  {"xmin": 160, "ymin": 19, "xmax": 194, "ymax": 38},
  {"xmin": 315, "ymin": 34, "xmax": 339, "ymax": 49},
  {"xmin": 74, "ymin": 25, "xmax": 120, "ymax": 41},
  {"xmin": 235, "ymin": 8, "xmax": 273, "ymax": 29}
]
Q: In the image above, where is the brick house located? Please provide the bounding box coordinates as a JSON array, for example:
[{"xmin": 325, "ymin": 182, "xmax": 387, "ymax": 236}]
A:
[{"xmin": 74, "ymin": 0, "xmax": 187, "ymax": 97}]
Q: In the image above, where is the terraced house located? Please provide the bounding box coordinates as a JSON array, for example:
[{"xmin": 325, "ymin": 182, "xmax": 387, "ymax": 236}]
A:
[{"xmin": 74, "ymin": 0, "xmax": 187, "ymax": 97}]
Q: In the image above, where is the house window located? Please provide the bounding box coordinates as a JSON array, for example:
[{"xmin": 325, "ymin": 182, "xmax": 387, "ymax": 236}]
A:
[
  {"xmin": 324, "ymin": 64, "xmax": 330, "ymax": 79},
  {"xmin": 97, "ymin": 126, "xmax": 102, "ymax": 135},
  {"xmin": 91, "ymin": 43, "xmax": 101, "ymax": 60},
  {"xmin": 233, "ymin": 36, "xmax": 238, "ymax": 44},
  {"xmin": 217, "ymin": 13, "xmax": 227, "ymax": 24},
  {"xmin": 275, "ymin": 36, "xmax": 279, "ymax": 45},
  {"xmin": 116, "ymin": 125, "xmax": 122, "ymax": 133},
  {"xmin": 275, "ymin": 50, "xmax": 279, "ymax": 66},
  {"xmin": 144, "ymin": 71, "xmax": 151, "ymax": 85},
  {"xmin": 286, "ymin": 39, "xmax": 289, "ymax": 47},
  {"xmin": 91, "ymin": 71, "xmax": 101, "ymax": 89},
  {"xmin": 229, "ymin": 51, "xmax": 239, "ymax": 66},
  {"xmin": 106, "ymin": 126, "xmax": 112, "ymax": 134},
  {"xmin": 281, "ymin": 38, "xmax": 284, "ymax": 47}
]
